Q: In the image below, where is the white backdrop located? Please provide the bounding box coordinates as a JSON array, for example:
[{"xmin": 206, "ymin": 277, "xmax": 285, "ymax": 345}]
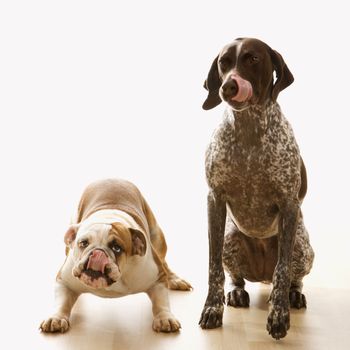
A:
[{"xmin": 1, "ymin": 0, "xmax": 350, "ymax": 338}]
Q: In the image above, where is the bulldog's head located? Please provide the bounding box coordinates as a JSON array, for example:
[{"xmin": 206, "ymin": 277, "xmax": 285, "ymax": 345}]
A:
[{"xmin": 64, "ymin": 222, "xmax": 147, "ymax": 289}]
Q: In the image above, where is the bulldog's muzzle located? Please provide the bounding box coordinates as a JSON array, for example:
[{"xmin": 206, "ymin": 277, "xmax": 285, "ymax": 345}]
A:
[{"xmin": 73, "ymin": 248, "xmax": 121, "ymax": 289}]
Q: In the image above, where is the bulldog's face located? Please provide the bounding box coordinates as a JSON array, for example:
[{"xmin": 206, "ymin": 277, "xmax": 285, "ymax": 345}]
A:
[{"xmin": 64, "ymin": 222, "xmax": 147, "ymax": 289}]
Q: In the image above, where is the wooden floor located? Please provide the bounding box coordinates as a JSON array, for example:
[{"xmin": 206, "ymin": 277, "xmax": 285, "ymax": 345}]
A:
[{"xmin": 33, "ymin": 281, "xmax": 350, "ymax": 350}]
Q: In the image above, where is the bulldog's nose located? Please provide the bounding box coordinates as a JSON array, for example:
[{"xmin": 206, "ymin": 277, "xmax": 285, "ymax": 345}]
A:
[{"xmin": 87, "ymin": 249, "xmax": 109, "ymax": 273}]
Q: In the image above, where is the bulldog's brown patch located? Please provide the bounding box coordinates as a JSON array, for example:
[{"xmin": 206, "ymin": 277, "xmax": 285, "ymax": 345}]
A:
[{"xmin": 109, "ymin": 222, "xmax": 147, "ymax": 256}]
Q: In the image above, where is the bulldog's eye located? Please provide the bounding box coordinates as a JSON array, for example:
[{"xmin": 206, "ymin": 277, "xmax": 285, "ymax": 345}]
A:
[
  {"xmin": 78, "ymin": 239, "xmax": 89, "ymax": 249},
  {"xmin": 110, "ymin": 242, "xmax": 123, "ymax": 255}
]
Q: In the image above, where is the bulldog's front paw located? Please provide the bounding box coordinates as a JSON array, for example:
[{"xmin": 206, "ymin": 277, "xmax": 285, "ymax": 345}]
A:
[
  {"xmin": 199, "ymin": 304, "xmax": 224, "ymax": 329},
  {"xmin": 266, "ymin": 306, "xmax": 290, "ymax": 340},
  {"xmin": 40, "ymin": 316, "xmax": 70, "ymax": 333},
  {"xmin": 167, "ymin": 275, "xmax": 193, "ymax": 291},
  {"xmin": 152, "ymin": 312, "xmax": 181, "ymax": 333}
]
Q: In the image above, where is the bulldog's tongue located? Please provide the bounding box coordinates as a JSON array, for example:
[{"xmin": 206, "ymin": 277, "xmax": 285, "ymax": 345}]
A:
[{"xmin": 87, "ymin": 250, "xmax": 109, "ymax": 273}]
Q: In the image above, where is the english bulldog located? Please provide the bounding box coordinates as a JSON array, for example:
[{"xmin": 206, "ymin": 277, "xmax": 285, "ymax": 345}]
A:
[{"xmin": 40, "ymin": 178, "xmax": 191, "ymax": 333}]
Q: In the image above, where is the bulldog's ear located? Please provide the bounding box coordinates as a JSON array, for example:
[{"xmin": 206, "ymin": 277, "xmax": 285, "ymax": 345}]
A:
[
  {"xmin": 270, "ymin": 49, "xmax": 294, "ymax": 101},
  {"xmin": 64, "ymin": 224, "xmax": 80, "ymax": 246},
  {"xmin": 129, "ymin": 228, "xmax": 147, "ymax": 256},
  {"xmin": 202, "ymin": 55, "xmax": 222, "ymax": 110}
]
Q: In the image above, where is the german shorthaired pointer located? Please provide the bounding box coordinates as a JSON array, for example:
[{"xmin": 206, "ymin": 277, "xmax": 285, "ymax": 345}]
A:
[{"xmin": 199, "ymin": 38, "xmax": 314, "ymax": 340}]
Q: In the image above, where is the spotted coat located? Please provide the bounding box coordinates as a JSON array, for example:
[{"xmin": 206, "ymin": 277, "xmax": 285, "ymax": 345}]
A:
[{"xmin": 199, "ymin": 38, "xmax": 314, "ymax": 340}]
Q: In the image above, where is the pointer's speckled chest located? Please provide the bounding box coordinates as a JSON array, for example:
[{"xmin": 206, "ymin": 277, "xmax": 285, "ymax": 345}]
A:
[{"xmin": 205, "ymin": 103, "xmax": 301, "ymax": 237}]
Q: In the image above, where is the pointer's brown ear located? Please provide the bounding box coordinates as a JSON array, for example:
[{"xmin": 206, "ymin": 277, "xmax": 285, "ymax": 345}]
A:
[{"xmin": 202, "ymin": 55, "xmax": 222, "ymax": 110}]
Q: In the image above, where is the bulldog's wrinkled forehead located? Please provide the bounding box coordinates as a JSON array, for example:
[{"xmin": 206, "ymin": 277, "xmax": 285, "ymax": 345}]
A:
[{"xmin": 76, "ymin": 222, "xmax": 112, "ymax": 241}]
